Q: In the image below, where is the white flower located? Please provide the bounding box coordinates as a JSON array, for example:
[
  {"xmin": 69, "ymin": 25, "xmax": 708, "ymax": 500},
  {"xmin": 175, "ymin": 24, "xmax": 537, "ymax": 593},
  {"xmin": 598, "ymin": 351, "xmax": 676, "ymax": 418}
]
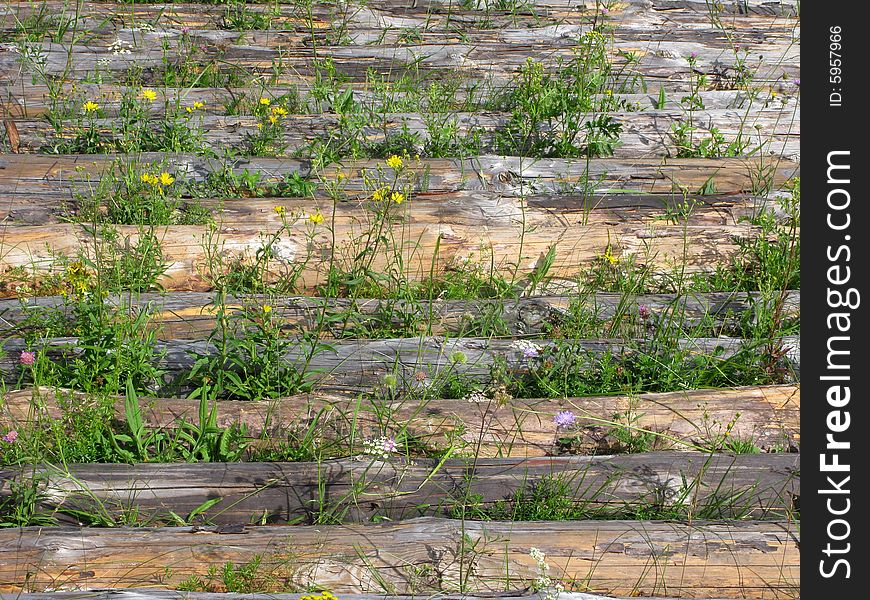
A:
[
  {"xmin": 463, "ymin": 391, "xmax": 489, "ymax": 404},
  {"xmin": 109, "ymin": 38, "xmax": 133, "ymax": 55},
  {"xmin": 510, "ymin": 339, "xmax": 544, "ymax": 359}
]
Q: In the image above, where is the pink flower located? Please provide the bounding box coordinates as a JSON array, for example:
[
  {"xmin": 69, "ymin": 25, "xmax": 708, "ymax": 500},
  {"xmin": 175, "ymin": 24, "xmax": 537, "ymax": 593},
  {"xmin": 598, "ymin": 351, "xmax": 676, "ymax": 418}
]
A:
[
  {"xmin": 638, "ymin": 305, "xmax": 650, "ymax": 320},
  {"xmin": 382, "ymin": 438, "xmax": 398, "ymax": 453},
  {"xmin": 19, "ymin": 351, "xmax": 36, "ymax": 366},
  {"xmin": 2, "ymin": 430, "xmax": 18, "ymax": 443}
]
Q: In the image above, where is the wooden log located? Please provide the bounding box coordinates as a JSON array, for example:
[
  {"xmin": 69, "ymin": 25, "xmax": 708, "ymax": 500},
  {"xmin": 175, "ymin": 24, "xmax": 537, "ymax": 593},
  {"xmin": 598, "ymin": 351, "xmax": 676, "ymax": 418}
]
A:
[
  {"xmin": 1, "ymin": 385, "xmax": 801, "ymax": 455},
  {"xmin": 0, "ymin": 518, "xmax": 801, "ymax": 596},
  {"xmin": 0, "ymin": 153, "xmax": 800, "ymax": 198},
  {"xmin": 0, "ymin": 453, "xmax": 800, "ymax": 525},
  {"xmin": 0, "ymin": 592, "xmax": 754, "ymax": 600},
  {"xmin": 7, "ymin": 108, "xmax": 800, "ymax": 161},
  {"xmin": 0, "ymin": 85, "xmax": 795, "ymax": 119},
  {"xmin": 0, "ymin": 290, "xmax": 801, "ymax": 339},
  {"xmin": 1, "ymin": 335, "xmax": 801, "ymax": 394},
  {"xmin": 0, "ymin": 188, "xmax": 782, "ymax": 227}
]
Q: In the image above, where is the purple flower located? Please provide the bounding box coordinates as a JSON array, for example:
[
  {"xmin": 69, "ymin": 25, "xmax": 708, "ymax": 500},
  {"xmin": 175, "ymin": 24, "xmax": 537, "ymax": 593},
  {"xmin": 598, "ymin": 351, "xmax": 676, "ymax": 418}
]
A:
[
  {"xmin": 181, "ymin": 26, "xmax": 191, "ymax": 34},
  {"xmin": 2, "ymin": 430, "xmax": 18, "ymax": 443},
  {"xmin": 553, "ymin": 411, "xmax": 577, "ymax": 429},
  {"xmin": 19, "ymin": 351, "xmax": 36, "ymax": 366},
  {"xmin": 793, "ymin": 78, "xmax": 800, "ymax": 86},
  {"xmin": 523, "ymin": 347, "xmax": 540, "ymax": 359},
  {"xmin": 690, "ymin": 51, "xmax": 698, "ymax": 59},
  {"xmin": 382, "ymin": 438, "xmax": 398, "ymax": 453},
  {"xmin": 638, "ymin": 305, "xmax": 650, "ymax": 321}
]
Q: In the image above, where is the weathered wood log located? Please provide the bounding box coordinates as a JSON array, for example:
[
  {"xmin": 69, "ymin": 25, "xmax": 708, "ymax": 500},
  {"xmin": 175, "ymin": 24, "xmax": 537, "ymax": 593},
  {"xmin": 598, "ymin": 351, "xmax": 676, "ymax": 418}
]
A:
[
  {"xmin": 0, "ymin": 592, "xmax": 752, "ymax": 600},
  {"xmin": 7, "ymin": 107, "xmax": 800, "ymax": 161},
  {"xmin": 0, "ymin": 290, "xmax": 800, "ymax": 339},
  {"xmin": 2, "ymin": 385, "xmax": 801, "ymax": 455},
  {"xmin": 0, "ymin": 84, "xmax": 795, "ymax": 119},
  {"xmin": 0, "ymin": 221, "xmax": 763, "ymax": 292},
  {"xmin": 0, "ymin": 154, "xmax": 800, "ymax": 196},
  {"xmin": 0, "ymin": 518, "xmax": 801, "ymax": 596},
  {"xmin": 0, "ymin": 453, "xmax": 800, "ymax": 525},
  {"xmin": 2, "ymin": 335, "xmax": 800, "ymax": 394},
  {"xmin": 0, "ymin": 189, "xmax": 784, "ymax": 228}
]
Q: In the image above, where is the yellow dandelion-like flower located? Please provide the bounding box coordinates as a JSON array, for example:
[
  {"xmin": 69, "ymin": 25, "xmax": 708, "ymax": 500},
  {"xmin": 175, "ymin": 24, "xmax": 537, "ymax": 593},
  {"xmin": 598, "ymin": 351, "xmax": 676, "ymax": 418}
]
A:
[
  {"xmin": 262, "ymin": 304, "xmax": 273, "ymax": 314},
  {"xmin": 259, "ymin": 97, "xmax": 271, "ymax": 106},
  {"xmin": 386, "ymin": 155, "xmax": 403, "ymax": 169},
  {"xmin": 603, "ymin": 247, "xmax": 620, "ymax": 266},
  {"xmin": 271, "ymin": 106, "xmax": 289, "ymax": 116},
  {"xmin": 309, "ymin": 212, "xmax": 324, "ymax": 225},
  {"xmin": 141, "ymin": 88, "xmax": 157, "ymax": 102},
  {"xmin": 274, "ymin": 205, "xmax": 286, "ymax": 215},
  {"xmin": 83, "ymin": 101, "xmax": 100, "ymax": 113},
  {"xmin": 193, "ymin": 101, "xmax": 205, "ymax": 109},
  {"xmin": 140, "ymin": 173, "xmax": 159, "ymax": 186},
  {"xmin": 335, "ymin": 171, "xmax": 347, "ymax": 181},
  {"xmin": 391, "ymin": 191, "xmax": 405, "ymax": 204},
  {"xmin": 256, "ymin": 123, "xmax": 263, "ymax": 130},
  {"xmin": 268, "ymin": 115, "xmax": 279, "ymax": 125},
  {"xmin": 159, "ymin": 172, "xmax": 175, "ymax": 186},
  {"xmin": 372, "ymin": 189, "xmax": 384, "ymax": 202}
]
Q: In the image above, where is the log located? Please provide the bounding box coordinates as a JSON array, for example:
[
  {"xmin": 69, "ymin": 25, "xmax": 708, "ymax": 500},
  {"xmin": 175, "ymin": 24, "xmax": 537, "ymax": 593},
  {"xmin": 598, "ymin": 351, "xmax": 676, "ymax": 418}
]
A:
[
  {"xmin": 2, "ymin": 385, "xmax": 801, "ymax": 455},
  {"xmin": 0, "ymin": 453, "xmax": 800, "ymax": 525},
  {"xmin": 0, "ymin": 290, "xmax": 801, "ymax": 339},
  {"xmin": 0, "ymin": 85, "xmax": 795, "ymax": 119},
  {"xmin": 1, "ymin": 335, "xmax": 801, "ymax": 394},
  {"xmin": 8, "ymin": 108, "xmax": 800, "ymax": 161},
  {"xmin": 0, "ymin": 518, "xmax": 800, "ymax": 596},
  {"xmin": 0, "ymin": 592, "xmax": 754, "ymax": 600},
  {"xmin": 0, "ymin": 154, "xmax": 800, "ymax": 196}
]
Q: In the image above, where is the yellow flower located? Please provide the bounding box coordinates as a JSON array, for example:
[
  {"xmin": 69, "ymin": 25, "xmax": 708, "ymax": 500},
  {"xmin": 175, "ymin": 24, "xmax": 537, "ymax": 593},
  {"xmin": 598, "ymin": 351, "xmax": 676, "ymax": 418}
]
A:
[
  {"xmin": 193, "ymin": 101, "xmax": 205, "ymax": 109},
  {"xmin": 262, "ymin": 304, "xmax": 273, "ymax": 314},
  {"xmin": 335, "ymin": 171, "xmax": 346, "ymax": 181},
  {"xmin": 259, "ymin": 97, "xmax": 271, "ymax": 106},
  {"xmin": 268, "ymin": 115, "xmax": 279, "ymax": 125},
  {"xmin": 83, "ymin": 101, "xmax": 100, "ymax": 113},
  {"xmin": 185, "ymin": 106, "xmax": 193, "ymax": 114},
  {"xmin": 271, "ymin": 106, "xmax": 288, "ymax": 116},
  {"xmin": 372, "ymin": 189, "xmax": 384, "ymax": 202},
  {"xmin": 603, "ymin": 247, "xmax": 620, "ymax": 266},
  {"xmin": 386, "ymin": 155, "xmax": 403, "ymax": 169},
  {"xmin": 309, "ymin": 212, "xmax": 324, "ymax": 225},
  {"xmin": 140, "ymin": 173, "xmax": 159, "ymax": 186},
  {"xmin": 141, "ymin": 88, "xmax": 157, "ymax": 102},
  {"xmin": 274, "ymin": 205, "xmax": 286, "ymax": 215},
  {"xmin": 159, "ymin": 172, "xmax": 175, "ymax": 186},
  {"xmin": 256, "ymin": 123, "xmax": 263, "ymax": 130},
  {"xmin": 391, "ymin": 191, "xmax": 405, "ymax": 204}
]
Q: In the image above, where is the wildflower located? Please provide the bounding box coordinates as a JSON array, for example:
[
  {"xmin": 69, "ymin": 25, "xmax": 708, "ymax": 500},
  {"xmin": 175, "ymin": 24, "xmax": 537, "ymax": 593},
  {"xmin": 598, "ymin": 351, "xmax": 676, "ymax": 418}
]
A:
[
  {"xmin": 271, "ymin": 106, "xmax": 289, "ymax": 116},
  {"xmin": 309, "ymin": 212, "xmax": 324, "ymax": 225},
  {"xmin": 553, "ymin": 410, "xmax": 577, "ymax": 429},
  {"xmin": 268, "ymin": 115, "xmax": 279, "ymax": 125},
  {"xmin": 794, "ymin": 78, "xmax": 800, "ymax": 86},
  {"xmin": 335, "ymin": 171, "xmax": 347, "ymax": 182},
  {"xmin": 256, "ymin": 123, "xmax": 263, "ymax": 130},
  {"xmin": 638, "ymin": 304, "xmax": 650, "ymax": 320},
  {"xmin": 19, "ymin": 351, "xmax": 36, "ymax": 366},
  {"xmin": 180, "ymin": 26, "xmax": 191, "ymax": 34},
  {"xmin": 386, "ymin": 155, "xmax": 403, "ymax": 169},
  {"xmin": 1, "ymin": 430, "xmax": 18, "ymax": 444},
  {"xmin": 391, "ymin": 192, "xmax": 405, "ymax": 204},
  {"xmin": 372, "ymin": 189, "xmax": 385, "ymax": 202},
  {"xmin": 383, "ymin": 373, "xmax": 398, "ymax": 388},
  {"xmin": 259, "ymin": 97, "xmax": 271, "ymax": 106},
  {"xmin": 140, "ymin": 88, "xmax": 157, "ymax": 102},
  {"xmin": 262, "ymin": 304, "xmax": 272, "ymax": 314},
  {"xmin": 363, "ymin": 436, "xmax": 398, "ymax": 459},
  {"xmin": 274, "ymin": 205, "xmax": 286, "ymax": 215},
  {"xmin": 185, "ymin": 106, "xmax": 194, "ymax": 114},
  {"xmin": 603, "ymin": 246, "xmax": 620, "ymax": 266},
  {"xmin": 463, "ymin": 391, "xmax": 488, "ymax": 404},
  {"xmin": 158, "ymin": 172, "xmax": 175, "ymax": 186},
  {"xmin": 83, "ymin": 101, "xmax": 100, "ymax": 113},
  {"xmin": 510, "ymin": 339, "xmax": 543, "ymax": 359},
  {"xmin": 140, "ymin": 173, "xmax": 159, "ymax": 186},
  {"xmin": 109, "ymin": 38, "xmax": 133, "ymax": 55},
  {"xmin": 194, "ymin": 101, "xmax": 205, "ymax": 110}
]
